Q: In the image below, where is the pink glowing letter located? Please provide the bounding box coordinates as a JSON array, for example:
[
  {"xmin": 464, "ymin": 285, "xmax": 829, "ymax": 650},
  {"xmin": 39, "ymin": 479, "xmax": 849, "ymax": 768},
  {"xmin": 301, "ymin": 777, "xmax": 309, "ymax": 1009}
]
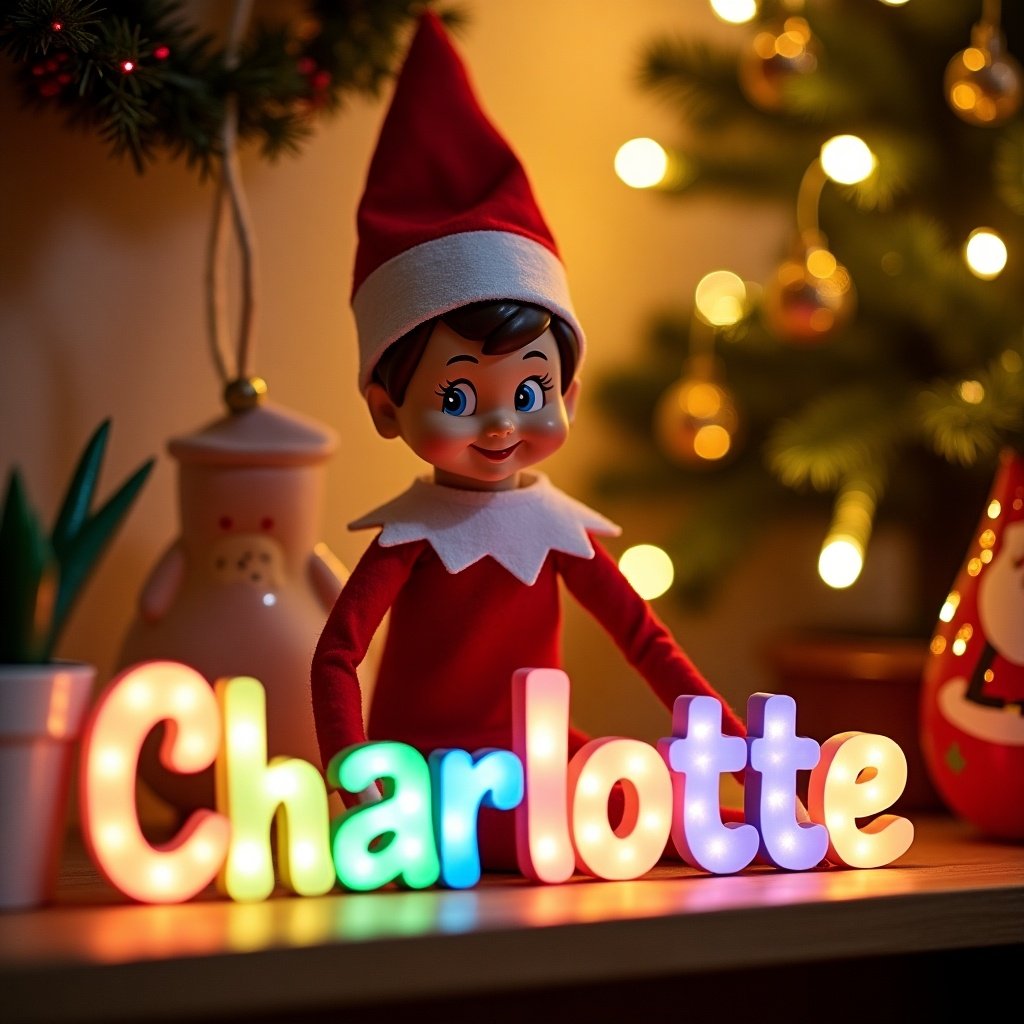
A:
[
  {"xmin": 745, "ymin": 693, "xmax": 828, "ymax": 871},
  {"xmin": 569, "ymin": 737, "xmax": 672, "ymax": 880},
  {"xmin": 80, "ymin": 661, "xmax": 230, "ymax": 903},
  {"xmin": 658, "ymin": 695, "xmax": 758, "ymax": 874},
  {"xmin": 512, "ymin": 668, "xmax": 575, "ymax": 883}
]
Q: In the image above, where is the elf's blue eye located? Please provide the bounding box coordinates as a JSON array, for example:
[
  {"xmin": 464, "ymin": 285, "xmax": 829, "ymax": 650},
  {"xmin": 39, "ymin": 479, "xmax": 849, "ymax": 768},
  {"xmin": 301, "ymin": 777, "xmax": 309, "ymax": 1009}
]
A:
[
  {"xmin": 515, "ymin": 377, "xmax": 550, "ymax": 412},
  {"xmin": 438, "ymin": 379, "xmax": 477, "ymax": 416}
]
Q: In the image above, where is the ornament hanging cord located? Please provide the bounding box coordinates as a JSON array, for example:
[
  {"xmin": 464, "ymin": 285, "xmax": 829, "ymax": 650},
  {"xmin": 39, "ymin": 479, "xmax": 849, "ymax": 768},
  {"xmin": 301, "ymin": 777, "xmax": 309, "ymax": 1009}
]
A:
[{"xmin": 206, "ymin": 0, "xmax": 262, "ymax": 411}]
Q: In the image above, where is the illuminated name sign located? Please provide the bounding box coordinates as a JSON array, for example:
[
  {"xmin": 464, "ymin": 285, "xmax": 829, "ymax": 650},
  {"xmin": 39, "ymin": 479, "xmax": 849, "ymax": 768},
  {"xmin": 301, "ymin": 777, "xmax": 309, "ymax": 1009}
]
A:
[{"xmin": 79, "ymin": 662, "xmax": 914, "ymax": 904}]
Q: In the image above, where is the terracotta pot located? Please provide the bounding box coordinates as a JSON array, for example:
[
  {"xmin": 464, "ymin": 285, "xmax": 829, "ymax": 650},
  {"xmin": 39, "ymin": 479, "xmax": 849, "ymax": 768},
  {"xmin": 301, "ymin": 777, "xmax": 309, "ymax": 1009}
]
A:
[
  {"xmin": 762, "ymin": 632, "xmax": 941, "ymax": 813},
  {"xmin": 0, "ymin": 662, "xmax": 96, "ymax": 910}
]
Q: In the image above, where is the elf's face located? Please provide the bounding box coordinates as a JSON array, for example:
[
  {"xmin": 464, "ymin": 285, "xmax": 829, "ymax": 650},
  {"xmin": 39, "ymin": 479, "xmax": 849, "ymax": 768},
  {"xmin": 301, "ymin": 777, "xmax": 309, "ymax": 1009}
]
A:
[{"xmin": 367, "ymin": 321, "xmax": 579, "ymax": 491}]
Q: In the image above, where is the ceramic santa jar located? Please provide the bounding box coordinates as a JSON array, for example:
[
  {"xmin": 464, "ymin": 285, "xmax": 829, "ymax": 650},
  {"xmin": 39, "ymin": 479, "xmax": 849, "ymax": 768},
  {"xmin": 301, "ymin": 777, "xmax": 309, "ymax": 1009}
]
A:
[
  {"xmin": 120, "ymin": 396, "xmax": 348, "ymax": 812},
  {"xmin": 920, "ymin": 447, "xmax": 1024, "ymax": 839}
]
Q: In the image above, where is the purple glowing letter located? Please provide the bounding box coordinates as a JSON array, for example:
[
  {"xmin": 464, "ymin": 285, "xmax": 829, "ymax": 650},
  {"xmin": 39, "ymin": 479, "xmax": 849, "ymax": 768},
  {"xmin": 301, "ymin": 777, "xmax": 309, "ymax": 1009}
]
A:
[
  {"xmin": 745, "ymin": 693, "xmax": 828, "ymax": 870},
  {"xmin": 658, "ymin": 695, "xmax": 758, "ymax": 874}
]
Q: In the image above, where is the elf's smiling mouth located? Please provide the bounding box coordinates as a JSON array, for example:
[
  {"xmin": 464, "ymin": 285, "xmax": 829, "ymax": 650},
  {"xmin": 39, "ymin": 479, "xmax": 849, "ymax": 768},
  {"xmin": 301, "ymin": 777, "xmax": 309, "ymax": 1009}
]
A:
[{"xmin": 471, "ymin": 442, "xmax": 522, "ymax": 462}]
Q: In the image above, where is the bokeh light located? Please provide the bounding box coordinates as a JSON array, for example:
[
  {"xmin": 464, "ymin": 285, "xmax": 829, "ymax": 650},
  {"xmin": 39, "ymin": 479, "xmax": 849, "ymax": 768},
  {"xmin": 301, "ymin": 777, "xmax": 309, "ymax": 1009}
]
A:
[
  {"xmin": 619, "ymin": 544, "xmax": 675, "ymax": 600},
  {"xmin": 820, "ymin": 135, "xmax": 876, "ymax": 185},
  {"xmin": 963, "ymin": 229, "xmax": 1007, "ymax": 280},
  {"xmin": 694, "ymin": 270, "xmax": 748, "ymax": 326},
  {"xmin": 709, "ymin": 0, "xmax": 758, "ymax": 24},
  {"xmin": 614, "ymin": 137, "xmax": 669, "ymax": 189},
  {"xmin": 818, "ymin": 538, "xmax": 864, "ymax": 589}
]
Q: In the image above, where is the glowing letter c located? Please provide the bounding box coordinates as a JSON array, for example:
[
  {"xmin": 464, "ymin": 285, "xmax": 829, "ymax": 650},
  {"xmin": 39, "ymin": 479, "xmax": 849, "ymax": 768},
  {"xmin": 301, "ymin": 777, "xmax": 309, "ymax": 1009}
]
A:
[{"xmin": 80, "ymin": 661, "xmax": 230, "ymax": 903}]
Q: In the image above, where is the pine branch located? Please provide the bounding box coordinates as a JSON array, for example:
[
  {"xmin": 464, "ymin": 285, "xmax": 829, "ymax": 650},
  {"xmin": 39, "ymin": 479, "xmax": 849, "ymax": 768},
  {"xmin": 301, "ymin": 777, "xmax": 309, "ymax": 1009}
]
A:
[
  {"xmin": 637, "ymin": 36, "xmax": 748, "ymax": 129},
  {"xmin": 994, "ymin": 123, "xmax": 1024, "ymax": 216},
  {"xmin": 766, "ymin": 386, "xmax": 910, "ymax": 492},
  {"xmin": 2, "ymin": 0, "xmax": 441, "ymax": 172},
  {"xmin": 662, "ymin": 144, "xmax": 811, "ymax": 199},
  {"xmin": 802, "ymin": 4, "xmax": 933, "ymax": 127},
  {"xmin": 918, "ymin": 349, "xmax": 1024, "ymax": 465},
  {"xmin": 0, "ymin": 0, "xmax": 101, "ymax": 58}
]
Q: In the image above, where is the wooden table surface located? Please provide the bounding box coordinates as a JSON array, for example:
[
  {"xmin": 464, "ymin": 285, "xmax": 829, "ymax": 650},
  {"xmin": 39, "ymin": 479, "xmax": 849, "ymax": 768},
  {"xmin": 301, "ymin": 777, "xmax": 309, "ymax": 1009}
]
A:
[{"xmin": 2, "ymin": 815, "xmax": 1022, "ymax": 1023}]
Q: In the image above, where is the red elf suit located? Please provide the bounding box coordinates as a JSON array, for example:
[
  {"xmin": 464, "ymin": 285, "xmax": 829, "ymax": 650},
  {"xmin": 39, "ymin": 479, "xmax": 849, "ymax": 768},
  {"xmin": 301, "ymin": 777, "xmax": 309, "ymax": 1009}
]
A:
[{"xmin": 310, "ymin": 12, "xmax": 746, "ymax": 865}]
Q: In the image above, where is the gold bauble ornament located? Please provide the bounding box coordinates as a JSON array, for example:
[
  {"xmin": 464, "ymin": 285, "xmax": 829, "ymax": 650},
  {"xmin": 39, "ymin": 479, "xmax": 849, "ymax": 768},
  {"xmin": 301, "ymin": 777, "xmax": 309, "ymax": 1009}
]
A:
[
  {"xmin": 945, "ymin": 23, "xmax": 1022, "ymax": 127},
  {"xmin": 655, "ymin": 371, "xmax": 740, "ymax": 467},
  {"xmin": 762, "ymin": 248, "xmax": 856, "ymax": 345},
  {"xmin": 738, "ymin": 17, "xmax": 819, "ymax": 112}
]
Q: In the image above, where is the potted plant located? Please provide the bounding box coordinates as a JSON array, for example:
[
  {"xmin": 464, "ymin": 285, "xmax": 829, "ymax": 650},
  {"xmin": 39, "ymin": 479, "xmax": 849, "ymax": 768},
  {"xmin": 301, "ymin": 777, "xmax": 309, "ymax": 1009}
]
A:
[{"xmin": 0, "ymin": 420, "xmax": 153, "ymax": 910}]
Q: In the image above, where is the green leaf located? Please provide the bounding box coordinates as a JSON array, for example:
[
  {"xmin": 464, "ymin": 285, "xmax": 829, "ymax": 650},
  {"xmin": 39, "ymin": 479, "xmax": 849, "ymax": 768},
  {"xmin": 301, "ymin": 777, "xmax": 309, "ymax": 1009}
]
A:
[
  {"xmin": 0, "ymin": 470, "xmax": 57, "ymax": 663},
  {"xmin": 51, "ymin": 417, "xmax": 111, "ymax": 561},
  {"xmin": 48, "ymin": 454, "xmax": 155, "ymax": 650}
]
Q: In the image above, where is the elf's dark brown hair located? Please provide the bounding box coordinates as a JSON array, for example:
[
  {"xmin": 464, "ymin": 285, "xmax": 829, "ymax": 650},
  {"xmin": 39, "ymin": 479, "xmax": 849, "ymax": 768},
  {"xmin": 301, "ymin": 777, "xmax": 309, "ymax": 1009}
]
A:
[{"xmin": 372, "ymin": 299, "xmax": 579, "ymax": 406}]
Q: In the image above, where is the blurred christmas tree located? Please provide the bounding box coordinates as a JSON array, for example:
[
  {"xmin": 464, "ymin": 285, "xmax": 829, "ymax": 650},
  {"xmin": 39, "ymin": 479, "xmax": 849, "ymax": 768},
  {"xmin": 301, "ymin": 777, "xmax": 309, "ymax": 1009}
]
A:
[{"xmin": 595, "ymin": 0, "xmax": 1024, "ymax": 634}]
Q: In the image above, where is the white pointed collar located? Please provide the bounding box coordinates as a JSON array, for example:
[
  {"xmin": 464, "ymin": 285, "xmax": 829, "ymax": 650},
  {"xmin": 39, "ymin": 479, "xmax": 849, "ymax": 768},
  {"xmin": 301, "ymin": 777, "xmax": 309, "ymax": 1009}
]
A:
[{"xmin": 349, "ymin": 472, "xmax": 621, "ymax": 585}]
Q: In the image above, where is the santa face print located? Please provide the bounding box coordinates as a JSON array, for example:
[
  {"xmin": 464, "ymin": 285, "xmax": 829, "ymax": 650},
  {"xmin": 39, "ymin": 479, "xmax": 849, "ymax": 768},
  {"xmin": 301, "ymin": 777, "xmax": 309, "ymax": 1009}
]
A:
[{"xmin": 373, "ymin": 321, "xmax": 579, "ymax": 491}]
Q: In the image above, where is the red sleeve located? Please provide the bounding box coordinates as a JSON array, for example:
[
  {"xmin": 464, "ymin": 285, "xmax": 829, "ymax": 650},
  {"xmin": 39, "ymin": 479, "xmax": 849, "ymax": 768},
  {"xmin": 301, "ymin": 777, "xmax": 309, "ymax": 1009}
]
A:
[
  {"xmin": 310, "ymin": 537, "xmax": 424, "ymax": 770},
  {"xmin": 558, "ymin": 540, "xmax": 746, "ymax": 738}
]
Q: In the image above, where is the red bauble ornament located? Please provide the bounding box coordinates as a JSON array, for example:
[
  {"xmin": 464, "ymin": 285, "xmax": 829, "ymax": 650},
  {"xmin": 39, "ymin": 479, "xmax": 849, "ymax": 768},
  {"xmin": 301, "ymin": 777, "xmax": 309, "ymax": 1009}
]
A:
[
  {"xmin": 738, "ymin": 17, "xmax": 819, "ymax": 113},
  {"xmin": 920, "ymin": 448, "xmax": 1024, "ymax": 840},
  {"xmin": 944, "ymin": 21, "xmax": 1023, "ymax": 127},
  {"xmin": 762, "ymin": 249, "xmax": 856, "ymax": 345},
  {"xmin": 654, "ymin": 364, "xmax": 740, "ymax": 467}
]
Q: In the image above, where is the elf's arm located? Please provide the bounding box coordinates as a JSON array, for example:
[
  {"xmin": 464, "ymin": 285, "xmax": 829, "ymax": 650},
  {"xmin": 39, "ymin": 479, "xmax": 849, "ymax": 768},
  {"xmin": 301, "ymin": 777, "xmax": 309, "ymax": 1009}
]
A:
[
  {"xmin": 558, "ymin": 540, "xmax": 746, "ymax": 739},
  {"xmin": 310, "ymin": 537, "xmax": 424, "ymax": 772}
]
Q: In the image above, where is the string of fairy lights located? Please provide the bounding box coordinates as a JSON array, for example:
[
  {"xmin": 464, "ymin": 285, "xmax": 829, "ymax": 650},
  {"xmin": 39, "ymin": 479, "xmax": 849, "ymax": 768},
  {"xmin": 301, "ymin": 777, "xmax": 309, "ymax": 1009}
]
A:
[{"xmin": 613, "ymin": 0, "xmax": 1021, "ymax": 600}]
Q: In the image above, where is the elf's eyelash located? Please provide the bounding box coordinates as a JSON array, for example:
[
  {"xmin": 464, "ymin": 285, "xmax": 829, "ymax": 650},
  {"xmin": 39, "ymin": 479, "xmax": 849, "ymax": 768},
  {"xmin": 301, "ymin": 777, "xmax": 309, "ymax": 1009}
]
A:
[{"xmin": 532, "ymin": 373, "xmax": 554, "ymax": 392}]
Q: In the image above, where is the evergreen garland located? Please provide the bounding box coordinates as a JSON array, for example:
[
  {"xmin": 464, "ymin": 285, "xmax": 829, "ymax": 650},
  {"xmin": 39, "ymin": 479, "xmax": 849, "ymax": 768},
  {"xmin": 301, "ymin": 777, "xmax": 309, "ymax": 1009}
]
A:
[
  {"xmin": 0, "ymin": 0, "xmax": 456, "ymax": 172},
  {"xmin": 593, "ymin": 0, "xmax": 1024, "ymax": 629}
]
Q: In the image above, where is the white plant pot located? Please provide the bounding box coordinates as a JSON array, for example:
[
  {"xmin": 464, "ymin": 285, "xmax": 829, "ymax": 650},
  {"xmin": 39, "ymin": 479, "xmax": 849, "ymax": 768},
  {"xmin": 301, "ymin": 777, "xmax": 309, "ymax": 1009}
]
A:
[{"xmin": 0, "ymin": 662, "xmax": 96, "ymax": 910}]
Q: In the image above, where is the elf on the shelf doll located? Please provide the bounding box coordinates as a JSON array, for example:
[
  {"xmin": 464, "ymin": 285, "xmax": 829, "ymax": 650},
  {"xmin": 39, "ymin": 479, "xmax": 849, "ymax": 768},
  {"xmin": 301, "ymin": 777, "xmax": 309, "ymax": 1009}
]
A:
[{"xmin": 311, "ymin": 11, "xmax": 749, "ymax": 867}]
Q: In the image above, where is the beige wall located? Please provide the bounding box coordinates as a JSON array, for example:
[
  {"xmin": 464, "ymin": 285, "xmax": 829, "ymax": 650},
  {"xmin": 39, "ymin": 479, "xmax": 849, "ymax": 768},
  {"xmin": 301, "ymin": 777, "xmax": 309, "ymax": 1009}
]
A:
[{"xmin": 0, "ymin": 1, "xmax": 914, "ymax": 753}]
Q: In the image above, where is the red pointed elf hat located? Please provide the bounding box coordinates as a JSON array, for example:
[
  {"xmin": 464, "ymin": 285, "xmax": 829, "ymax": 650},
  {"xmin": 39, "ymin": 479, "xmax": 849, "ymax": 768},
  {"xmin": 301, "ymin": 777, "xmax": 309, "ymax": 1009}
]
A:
[{"xmin": 351, "ymin": 10, "xmax": 584, "ymax": 392}]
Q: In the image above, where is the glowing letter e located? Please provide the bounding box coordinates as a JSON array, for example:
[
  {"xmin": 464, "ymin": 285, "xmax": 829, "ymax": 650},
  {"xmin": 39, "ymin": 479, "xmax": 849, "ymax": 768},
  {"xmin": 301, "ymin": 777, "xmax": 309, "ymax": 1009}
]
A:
[
  {"xmin": 513, "ymin": 668, "xmax": 574, "ymax": 883},
  {"xmin": 80, "ymin": 662, "xmax": 230, "ymax": 904},
  {"xmin": 809, "ymin": 732, "xmax": 914, "ymax": 868}
]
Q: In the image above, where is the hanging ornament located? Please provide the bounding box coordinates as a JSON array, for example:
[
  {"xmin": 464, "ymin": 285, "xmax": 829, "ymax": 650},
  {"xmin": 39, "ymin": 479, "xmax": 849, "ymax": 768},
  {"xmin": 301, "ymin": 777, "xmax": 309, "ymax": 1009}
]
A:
[
  {"xmin": 762, "ymin": 135, "xmax": 874, "ymax": 345},
  {"xmin": 945, "ymin": 1, "xmax": 1022, "ymax": 127},
  {"xmin": 762, "ymin": 243, "xmax": 856, "ymax": 345},
  {"xmin": 655, "ymin": 274, "xmax": 747, "ymax": 467},
  {"xmin": 655, "ymin": 355, "xmax": 740, "ymax": 467},
  {"xmin": 120, "ymin": 398, "xmax": 346, "ymax": 813},
  {"xmin": 738, "ymin": 16, "xmax": 819, "ymax": 113},
  {"xmin": 920, "ymin": 448, "xmax": 1024, "ymax": 840},
  {"xmin": 117, "ymin": 3, "xmax": 351, "ymax": 814}
]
